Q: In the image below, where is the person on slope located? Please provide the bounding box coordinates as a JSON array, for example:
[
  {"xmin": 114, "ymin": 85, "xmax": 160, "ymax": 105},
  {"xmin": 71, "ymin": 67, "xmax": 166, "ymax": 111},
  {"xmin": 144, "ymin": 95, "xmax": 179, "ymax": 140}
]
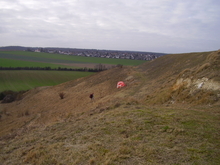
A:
[{"xmin": 89, "ymin": 93, "xmax": 94, "ymax": 101}]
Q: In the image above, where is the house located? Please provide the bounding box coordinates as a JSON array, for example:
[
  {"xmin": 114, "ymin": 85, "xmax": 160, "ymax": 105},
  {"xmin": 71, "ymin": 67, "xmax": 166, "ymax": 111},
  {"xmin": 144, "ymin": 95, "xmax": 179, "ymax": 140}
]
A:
[{"xmin": 34, "ymin": 49, "xmax": 40, "ymax": 52}]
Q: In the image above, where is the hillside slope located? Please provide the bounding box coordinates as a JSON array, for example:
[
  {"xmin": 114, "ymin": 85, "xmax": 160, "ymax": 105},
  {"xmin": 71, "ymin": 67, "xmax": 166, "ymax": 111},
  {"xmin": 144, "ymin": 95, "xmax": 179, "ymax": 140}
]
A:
[
  {"xmin": 0, "ymin": 50, "xmax": 220, "ymax": 164},
  {"xmin": 136, "ymin": 50, "xmax": 220, "ymax": 105}
]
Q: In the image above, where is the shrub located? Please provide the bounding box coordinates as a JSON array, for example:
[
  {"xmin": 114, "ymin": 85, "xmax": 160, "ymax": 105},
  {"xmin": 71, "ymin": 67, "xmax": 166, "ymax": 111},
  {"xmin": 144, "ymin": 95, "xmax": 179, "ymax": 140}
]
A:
[
  {"xmin": 25, "ymin": 110, "xmax": 30, "ymax": 116},
  {"xmin": 0, "ymin": 90, "xmax": 26, "ymax": 103},
  {"xmin": 59, "ymin": 92, "xmax": 65, "ymax": 99},
  {"xmin": 0, "ymin": 90, "xmax": 14, "ymax": 101},
  {"xmin": 116, "ymin": 64, "xmax": 123, "ymax": 68},
  {"xmin": 0, "ymin": 92, "xmax": 5, "ymax": 100},
  {"xmin": 1, "ymin": 94, "xmax": 15, "ymax": 103}
]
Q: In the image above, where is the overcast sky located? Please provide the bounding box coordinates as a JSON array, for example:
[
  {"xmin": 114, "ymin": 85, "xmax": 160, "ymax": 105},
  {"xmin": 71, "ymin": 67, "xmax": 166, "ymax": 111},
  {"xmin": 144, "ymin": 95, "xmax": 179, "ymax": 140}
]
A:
[{"xmin": 0, "ymin": 0, "xmax": 219, "ymax": 53}]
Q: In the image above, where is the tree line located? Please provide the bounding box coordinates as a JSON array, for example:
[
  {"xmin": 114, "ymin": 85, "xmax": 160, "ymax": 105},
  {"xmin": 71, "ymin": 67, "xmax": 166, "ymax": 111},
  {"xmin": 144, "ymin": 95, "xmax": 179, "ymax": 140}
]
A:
[
  {"xmin": 0, "ymin": 66, "xmax": 106, "ymax": 72},
  {"xmin": 0, "ymin": 64, "xmax": 124, "ymax": 72}
]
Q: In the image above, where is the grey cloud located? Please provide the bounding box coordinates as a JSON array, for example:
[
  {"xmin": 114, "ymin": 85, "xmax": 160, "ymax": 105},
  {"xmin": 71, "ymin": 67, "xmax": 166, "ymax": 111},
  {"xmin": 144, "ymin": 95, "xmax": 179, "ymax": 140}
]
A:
[{"xmin": 0, "ymin": 0, "xmax": 220, "ymax": 53}]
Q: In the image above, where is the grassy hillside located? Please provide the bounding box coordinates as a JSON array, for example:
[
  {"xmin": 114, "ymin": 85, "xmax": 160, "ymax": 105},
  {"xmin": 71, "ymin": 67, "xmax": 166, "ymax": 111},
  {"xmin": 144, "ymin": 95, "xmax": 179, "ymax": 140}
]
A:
[
  {"xmin": 1, "ymin": 104, "xmax": 219, "ymax": 164},
  {"xmin": 0, "ymin": 50, "xmax": 219, "ymax": 164}
]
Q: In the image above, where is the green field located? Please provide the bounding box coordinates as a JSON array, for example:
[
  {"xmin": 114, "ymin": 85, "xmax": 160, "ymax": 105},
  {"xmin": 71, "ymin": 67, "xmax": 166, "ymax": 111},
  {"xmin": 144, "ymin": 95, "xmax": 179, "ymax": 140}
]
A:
[
  {"xmin": 0, "ymin": 51, "xmax": 146, "ymax": 67},
  {"xmin": 0, "ymin": 70, "xmax": 95, "ymax": 92},
  {"xmin": 0, "ymin": 58, "xmax": 71, "ymax": 69}
]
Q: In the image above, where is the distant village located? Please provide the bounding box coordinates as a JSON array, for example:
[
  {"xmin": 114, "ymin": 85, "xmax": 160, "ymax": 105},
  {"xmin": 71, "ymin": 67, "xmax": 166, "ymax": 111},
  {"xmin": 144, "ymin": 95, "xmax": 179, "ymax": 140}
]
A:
[
  {"xmin": 0, "ymin": 46, "xmax": 166, "ymax": 61},
  {"xmin": 29, "ymin": 47, "xmax": 166, "ymax": 61}
]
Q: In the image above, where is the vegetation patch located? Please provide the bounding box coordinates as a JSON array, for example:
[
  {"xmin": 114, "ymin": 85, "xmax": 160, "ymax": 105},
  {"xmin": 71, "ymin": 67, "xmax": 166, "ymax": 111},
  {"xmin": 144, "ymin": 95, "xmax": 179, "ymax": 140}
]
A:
[
  {"xmin": 0, "ymin": 70, "xmax": 95, "ymax": 92},
  {"xmin": 0, "ymin": 90, "xmax": 27, "ymax": 103},
  {"xmin": 1, "ymin": 105, "xmax": 219, "ymax": 164},
  {"xmin": 0, "ymin": 58, "xmax": 70, "ymax": 69}
]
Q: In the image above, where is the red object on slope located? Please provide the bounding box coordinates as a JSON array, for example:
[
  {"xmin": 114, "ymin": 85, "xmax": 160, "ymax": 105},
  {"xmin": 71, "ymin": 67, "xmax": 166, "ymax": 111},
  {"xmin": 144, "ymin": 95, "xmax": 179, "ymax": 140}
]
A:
[{"xmin": 117, "ymin": 81, "xmax": 126, "ymax": 88}]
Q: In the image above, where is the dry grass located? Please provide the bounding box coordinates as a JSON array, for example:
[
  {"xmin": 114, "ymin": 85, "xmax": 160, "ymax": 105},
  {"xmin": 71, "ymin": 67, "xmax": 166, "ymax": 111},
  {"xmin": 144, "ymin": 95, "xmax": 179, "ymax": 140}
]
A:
[
  {"xmin": 0, "ymin": 104, "xmax": 219, "ymax": 165},
  {"xmin": 195, "ymin": 63, "xmax": 211, "ymax": 74}
]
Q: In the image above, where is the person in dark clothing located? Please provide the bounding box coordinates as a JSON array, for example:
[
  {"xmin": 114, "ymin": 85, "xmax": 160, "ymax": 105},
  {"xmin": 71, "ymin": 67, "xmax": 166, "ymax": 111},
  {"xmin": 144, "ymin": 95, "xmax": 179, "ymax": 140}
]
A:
[{"xmin": 89, "ymin": 93, "xmax": 94, "ymax": 101}]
